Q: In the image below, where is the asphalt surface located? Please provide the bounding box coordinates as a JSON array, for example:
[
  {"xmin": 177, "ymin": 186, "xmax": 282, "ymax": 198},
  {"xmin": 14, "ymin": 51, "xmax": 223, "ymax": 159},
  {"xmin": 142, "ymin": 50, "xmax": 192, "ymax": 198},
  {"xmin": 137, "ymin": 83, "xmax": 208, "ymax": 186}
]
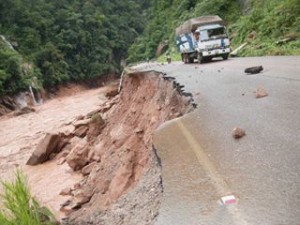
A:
[{"xmin": 135, "ymin": 56, "xmax": 300, "ymax": 225}]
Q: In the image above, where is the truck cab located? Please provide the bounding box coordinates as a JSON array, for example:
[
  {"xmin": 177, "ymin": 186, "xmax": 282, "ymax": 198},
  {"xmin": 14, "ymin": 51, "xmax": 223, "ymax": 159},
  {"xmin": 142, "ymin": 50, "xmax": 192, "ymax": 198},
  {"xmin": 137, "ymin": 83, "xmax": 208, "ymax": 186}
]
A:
[
  {"xmin": 176, "ymin": 15, "xmax": 231, "ymax": 64},
  {"xmin": 195, "ymin": 24, "xmax": 230, "ymax": 63}
]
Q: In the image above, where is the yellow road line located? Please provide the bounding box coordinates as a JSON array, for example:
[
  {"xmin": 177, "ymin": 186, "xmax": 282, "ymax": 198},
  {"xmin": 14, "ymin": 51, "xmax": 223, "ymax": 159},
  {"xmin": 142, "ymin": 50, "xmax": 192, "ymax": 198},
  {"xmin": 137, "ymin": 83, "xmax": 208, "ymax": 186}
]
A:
[{"xmin": 176, "ymin": 119, "xmax": 249, "ymax": 225}]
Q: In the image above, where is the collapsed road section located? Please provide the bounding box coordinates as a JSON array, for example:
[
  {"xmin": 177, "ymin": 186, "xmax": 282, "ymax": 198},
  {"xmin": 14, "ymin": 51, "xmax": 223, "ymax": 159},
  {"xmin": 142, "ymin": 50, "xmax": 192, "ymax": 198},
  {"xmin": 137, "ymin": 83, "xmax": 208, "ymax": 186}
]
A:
[{"xmin": 19, "ymin": 70, "xmax": 195, "ymax": 225}]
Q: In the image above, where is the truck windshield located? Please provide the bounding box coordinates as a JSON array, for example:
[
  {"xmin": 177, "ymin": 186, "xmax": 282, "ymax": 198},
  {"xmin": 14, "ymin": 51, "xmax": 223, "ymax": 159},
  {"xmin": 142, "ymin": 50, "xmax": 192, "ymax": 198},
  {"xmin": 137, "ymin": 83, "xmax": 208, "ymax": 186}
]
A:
[{"xmin": 200, "ymin": 28, "xmax": 227, "ymax": 41}]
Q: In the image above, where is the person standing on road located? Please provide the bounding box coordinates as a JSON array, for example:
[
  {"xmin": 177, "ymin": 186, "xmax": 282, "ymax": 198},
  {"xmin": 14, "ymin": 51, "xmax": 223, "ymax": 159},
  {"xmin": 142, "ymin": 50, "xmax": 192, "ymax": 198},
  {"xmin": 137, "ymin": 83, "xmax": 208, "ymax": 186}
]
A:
[{"xmin": 166, "ymin": 50, "xmax": 171, "ymax": 64}]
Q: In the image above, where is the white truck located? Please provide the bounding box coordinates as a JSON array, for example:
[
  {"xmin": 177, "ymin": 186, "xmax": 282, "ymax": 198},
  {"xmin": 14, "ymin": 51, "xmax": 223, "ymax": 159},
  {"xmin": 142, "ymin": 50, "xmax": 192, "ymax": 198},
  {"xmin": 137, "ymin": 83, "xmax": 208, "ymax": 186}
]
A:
[{"xmin": 176, "ymin": 15, "xmax": 230, "ymax": 64}]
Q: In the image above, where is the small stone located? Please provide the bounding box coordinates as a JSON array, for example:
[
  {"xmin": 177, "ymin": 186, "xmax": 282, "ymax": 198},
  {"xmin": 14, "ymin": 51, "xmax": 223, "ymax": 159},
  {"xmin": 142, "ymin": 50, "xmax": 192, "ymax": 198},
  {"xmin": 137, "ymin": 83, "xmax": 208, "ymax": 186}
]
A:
[
  {"xmin": 13, "ymin": 106, "xmax": 35, "ymax": 117},
  {"xmin": 66, "ymin": 190, "xmax": 92, "ymax": 209},
  {"xmin": 60, "ymin": 199, "xmax": 71, "ymax": 208},
  {"xmin": 232, "ymin": 127, "xmax": 246, "ymax": 139},
  {"xmin": 57, "ymin": 157, "xmax": 66, "ymax": 165},
  {"xmin": 94, "ymin": 156, "xmax": 101, "ymax": 162},
  {"xmin": 73, "ymin": 125, "xmax": 89, "ymax": 137},
  {"xmin": 245, "ymin": 66, "xmax": 263, "ymax": 74},
  {"xmin": 49, "ymin": 153, "xmax": 57, "ymax": 160},
  {"xmin": 75, "ymin": 115, "xmax": 85, "ymax": 121},
  {"xmin": 72, "ymin": 182, "xmax": 81, "ymax": 190},
  {"xmin": 72, "ymin": 119, "xmax": 90, "ymax": 128},
  {"xmin": 60, "ymin": 207, "xmax": 73, "ymax": 215},
  {"xmin": 81, "ymin": 162, "xmax": 97, "ymax": 176},
  {"xmin": 134, "ymin": 128, "xmax": 143, "ymax": 134},
  {"xmin": 60, "ymin": 187, "xmax": 72, "ymax": 196},
  {"xmin": 256, "ymin": 87, "xmax": 268, "ymax": 98},
  {"xmin": 86, "ymin": 109, "xmax": 101, "ymax": 118},
  {"xmin": 105, "ymin": 86, "xmax": 119, "ymax": 99},
  {"xmin": 174, "ymin": 112, "xmax": 182, "ymax": 117}
]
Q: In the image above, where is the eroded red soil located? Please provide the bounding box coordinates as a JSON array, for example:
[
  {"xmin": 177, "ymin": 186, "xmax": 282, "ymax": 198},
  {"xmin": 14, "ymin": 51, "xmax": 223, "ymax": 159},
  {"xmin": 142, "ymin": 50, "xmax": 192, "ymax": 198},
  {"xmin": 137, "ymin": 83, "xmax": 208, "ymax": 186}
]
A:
[{"xmin": 0, "ymin": 72, "xmax": 193, "ymax": 225}]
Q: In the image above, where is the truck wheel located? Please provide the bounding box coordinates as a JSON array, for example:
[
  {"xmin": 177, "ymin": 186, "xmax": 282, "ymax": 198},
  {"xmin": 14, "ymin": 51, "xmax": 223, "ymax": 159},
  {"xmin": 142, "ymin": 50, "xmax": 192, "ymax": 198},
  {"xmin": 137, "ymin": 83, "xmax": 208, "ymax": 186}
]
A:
[
  {"xmin": 183, "ymin": 54, "xmax": 189, "ymax": 64},
  {"xmin": 197, "ymin": 53, "xmax": 203, "ymax": 64},
  {"xmin": 222, "ymin": 54, "xmax": 229, "ymax": 60},
  {"xmin": 206, "ymin": 57, "xmax": 212, "ymax": 62},
  {"xmin": 188, "ymin": 57, "xmax": 194, "ymax": 63}
]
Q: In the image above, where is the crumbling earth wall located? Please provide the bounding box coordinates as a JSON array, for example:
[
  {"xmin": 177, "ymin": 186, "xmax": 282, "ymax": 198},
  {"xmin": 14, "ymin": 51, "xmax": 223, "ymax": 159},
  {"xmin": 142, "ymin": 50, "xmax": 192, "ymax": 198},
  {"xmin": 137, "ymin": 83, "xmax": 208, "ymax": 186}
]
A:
[{"xmin": 28, "ymin": 71, "xmax": 194, "ymax": 225}]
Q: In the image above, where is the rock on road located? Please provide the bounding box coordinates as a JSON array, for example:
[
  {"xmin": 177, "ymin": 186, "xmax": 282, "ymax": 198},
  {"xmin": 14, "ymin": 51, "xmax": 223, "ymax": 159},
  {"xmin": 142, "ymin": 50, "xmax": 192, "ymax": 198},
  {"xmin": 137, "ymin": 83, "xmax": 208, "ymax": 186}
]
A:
[{"xmin": 136, "ymin": 56, "xmax": 300, "ymax": 225}]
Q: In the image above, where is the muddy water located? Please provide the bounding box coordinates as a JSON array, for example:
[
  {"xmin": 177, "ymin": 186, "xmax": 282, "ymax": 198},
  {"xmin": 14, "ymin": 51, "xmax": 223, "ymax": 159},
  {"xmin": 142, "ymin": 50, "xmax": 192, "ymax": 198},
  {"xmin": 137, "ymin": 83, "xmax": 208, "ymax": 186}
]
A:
[
  {"xmin": 0, "ymin": 86, "xmax": 108, "ymax": 218},
  {"xmin": 24, "ymin": 160, "xmax": 82, "ymax": 219},
  {"xmin": 154, "ymin": 118, "xmax": 243, "ymax": 225}
]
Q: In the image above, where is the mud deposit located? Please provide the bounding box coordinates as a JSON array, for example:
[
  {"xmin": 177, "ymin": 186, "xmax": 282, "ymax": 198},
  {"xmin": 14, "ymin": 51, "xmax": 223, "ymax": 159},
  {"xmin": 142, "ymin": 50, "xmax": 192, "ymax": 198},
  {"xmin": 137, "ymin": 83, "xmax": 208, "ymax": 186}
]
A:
[{"xmin": 0, "ymin": 71, "xmax": 193, "ymax": 225}]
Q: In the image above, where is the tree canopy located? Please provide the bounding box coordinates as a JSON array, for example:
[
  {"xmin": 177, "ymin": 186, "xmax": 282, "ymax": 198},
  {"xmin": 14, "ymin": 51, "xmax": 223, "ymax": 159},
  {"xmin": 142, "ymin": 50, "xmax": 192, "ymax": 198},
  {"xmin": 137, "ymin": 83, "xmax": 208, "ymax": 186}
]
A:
[
  {"xmin": 0, "ymin": 0, "xmax": 147, "ymax": 95},
  {"xmin": 0, "ymin": 0, "xmax": 299, "ymax": 96}
]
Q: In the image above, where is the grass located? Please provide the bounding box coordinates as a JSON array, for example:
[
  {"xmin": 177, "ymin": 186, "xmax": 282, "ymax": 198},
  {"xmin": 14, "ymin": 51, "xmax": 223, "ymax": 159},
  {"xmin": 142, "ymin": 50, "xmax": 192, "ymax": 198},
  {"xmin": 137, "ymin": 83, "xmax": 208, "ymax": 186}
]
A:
[{"xmin": 0, "ymin": 170, "xmax": 57, "ymax": 225}]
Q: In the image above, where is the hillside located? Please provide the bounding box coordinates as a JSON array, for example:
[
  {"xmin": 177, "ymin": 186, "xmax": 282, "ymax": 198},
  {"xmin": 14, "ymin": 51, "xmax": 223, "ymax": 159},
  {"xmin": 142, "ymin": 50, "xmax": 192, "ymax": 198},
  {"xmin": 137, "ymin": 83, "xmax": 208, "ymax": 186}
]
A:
[
  {"xmin": 0, "ymin": 36, "xmax": 39, "ymax": 96},
  {"xmin": 0, "ymin": 0, "xmax": 299, "ymax": 96},
  {"xmin": 128, "ymin": 0, "xmax": 300, "ymax": 62},
  {"xmin": 0, "ymin": 0, "xmax": 146, "ymax": 95}
]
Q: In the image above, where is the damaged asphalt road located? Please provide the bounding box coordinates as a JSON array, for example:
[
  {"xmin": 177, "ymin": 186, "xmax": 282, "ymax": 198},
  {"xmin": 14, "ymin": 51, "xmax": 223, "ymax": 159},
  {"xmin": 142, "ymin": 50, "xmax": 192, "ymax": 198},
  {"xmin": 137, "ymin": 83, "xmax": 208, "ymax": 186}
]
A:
[
  {"xmin": 135, "ymin": 56, "xmax": 300, "ymax": 225},
  {"xmin": 1, "ymin": 56, "xmax": 299, "ymax": 225}
]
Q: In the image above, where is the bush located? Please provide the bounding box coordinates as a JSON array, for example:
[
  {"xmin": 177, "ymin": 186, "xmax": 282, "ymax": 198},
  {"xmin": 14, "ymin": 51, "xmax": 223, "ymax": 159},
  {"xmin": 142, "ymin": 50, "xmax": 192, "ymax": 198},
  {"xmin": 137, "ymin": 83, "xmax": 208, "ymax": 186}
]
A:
[
  {"xmin": 231, "ymin": 0, "xmax": 300, "ymax": 55},
  {"xmin": 0, "ymin": 170, "xmax": 57, "ymax": 225}
]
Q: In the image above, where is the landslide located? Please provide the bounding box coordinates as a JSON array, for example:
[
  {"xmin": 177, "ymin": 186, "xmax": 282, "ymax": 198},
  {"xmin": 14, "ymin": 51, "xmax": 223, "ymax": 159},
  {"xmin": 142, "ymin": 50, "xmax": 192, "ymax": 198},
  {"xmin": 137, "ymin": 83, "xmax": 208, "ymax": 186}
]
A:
[{"xmin": 25, "ymin": 71, "xmax": 194, "ymax": 225}]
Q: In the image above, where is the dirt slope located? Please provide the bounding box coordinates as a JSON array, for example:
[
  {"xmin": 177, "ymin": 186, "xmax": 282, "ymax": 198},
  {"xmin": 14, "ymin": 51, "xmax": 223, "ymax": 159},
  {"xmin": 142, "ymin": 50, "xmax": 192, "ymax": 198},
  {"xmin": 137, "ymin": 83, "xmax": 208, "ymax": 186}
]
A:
[
  {"xmin": 0, "ymin": 71, "xmax": 194, "ymax": 225},
  {"xmin": 59, "ymin": 71, "xmax": 192, "ymax": 224}
]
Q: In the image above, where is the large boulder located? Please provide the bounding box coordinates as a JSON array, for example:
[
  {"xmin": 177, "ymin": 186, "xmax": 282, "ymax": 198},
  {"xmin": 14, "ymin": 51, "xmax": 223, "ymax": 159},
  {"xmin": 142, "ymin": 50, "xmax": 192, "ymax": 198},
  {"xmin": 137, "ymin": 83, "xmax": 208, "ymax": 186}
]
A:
[
  {"xmin": 87, "ymin": 114, "xmax": 105, "ymax": 141},
  {"xmin": 26, "ymin": 133, "xmax": 61, "ymax": 165},
  {"xmin": 66, "ymin": 139, "xmax": 90, "ymax": 171}
]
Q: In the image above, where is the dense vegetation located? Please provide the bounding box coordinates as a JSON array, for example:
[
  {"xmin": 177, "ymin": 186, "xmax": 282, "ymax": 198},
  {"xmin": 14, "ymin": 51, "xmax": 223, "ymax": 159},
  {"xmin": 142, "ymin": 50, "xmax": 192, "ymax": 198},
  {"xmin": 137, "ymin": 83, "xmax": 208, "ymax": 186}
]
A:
[
  {"xmin": 128, "ymin": 0, "xmax": 300, "ymax": 62},
  {"xmin": 0, "ymin": 171, "xmax": 57, "ymax": 225},
  {"xmin": 233, "ymin": 0, "xmax": 300, "ymax": 56},
  {"xmin": 0, "ymin": 0, "xmax": 146, "ymax": 95},
  {"xmin": 0, "ymin": 0, "xmax": 299, "ymax": 96},
  {"xmin": 0, "ymin": 39, "xmax": 36, "ymax": 96}
]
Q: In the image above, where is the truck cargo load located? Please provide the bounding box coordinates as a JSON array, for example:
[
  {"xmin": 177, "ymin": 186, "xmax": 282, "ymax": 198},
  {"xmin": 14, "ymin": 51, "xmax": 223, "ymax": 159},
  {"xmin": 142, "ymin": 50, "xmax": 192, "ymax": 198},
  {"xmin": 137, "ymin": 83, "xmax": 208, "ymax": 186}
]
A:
[{"xmin": 176, "ymin": 15, "xmax": 230, "ymax": 64}]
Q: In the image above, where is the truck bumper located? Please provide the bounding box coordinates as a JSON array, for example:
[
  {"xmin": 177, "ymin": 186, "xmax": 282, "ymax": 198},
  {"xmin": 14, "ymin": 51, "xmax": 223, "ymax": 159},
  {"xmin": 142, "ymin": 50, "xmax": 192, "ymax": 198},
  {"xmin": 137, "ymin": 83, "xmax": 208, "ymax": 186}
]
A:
[{"xmin": 202, "ymin": 48, "xmax": 230, "ymax": 57}]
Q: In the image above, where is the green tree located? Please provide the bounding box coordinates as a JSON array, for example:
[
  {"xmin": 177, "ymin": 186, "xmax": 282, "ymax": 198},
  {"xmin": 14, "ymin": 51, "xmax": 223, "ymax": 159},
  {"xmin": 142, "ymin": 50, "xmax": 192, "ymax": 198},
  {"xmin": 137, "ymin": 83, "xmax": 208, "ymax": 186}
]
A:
[{"xmin": 0, "ymin": 0, "xmax": 147, "ymax": 93}]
